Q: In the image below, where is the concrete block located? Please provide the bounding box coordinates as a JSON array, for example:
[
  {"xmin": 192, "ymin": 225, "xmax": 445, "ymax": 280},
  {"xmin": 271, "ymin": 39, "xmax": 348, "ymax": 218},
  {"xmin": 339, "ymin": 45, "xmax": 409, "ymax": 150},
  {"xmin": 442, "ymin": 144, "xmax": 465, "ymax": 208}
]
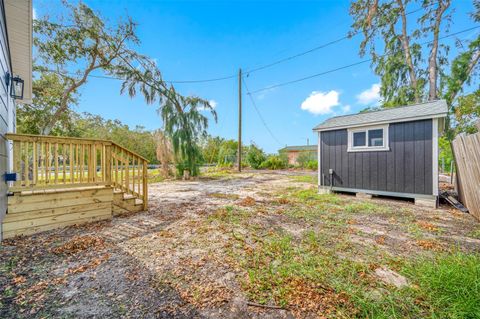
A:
[
  {"xmin": 356, "ymin": 192, "xmax": 372, "ymax": 200},
  {"xmin": 415, "ymin": 197, "xmax": 438, "ymax": 208},
  {"xmin": 318, "ymin": 187, "xmax": 331, "ymax": 194}
]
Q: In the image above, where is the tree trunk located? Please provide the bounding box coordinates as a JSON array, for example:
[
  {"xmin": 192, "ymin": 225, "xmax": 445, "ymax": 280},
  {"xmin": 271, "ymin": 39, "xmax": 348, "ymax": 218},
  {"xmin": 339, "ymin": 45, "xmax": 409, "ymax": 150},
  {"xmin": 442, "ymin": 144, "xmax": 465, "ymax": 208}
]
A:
[
  {"xmin": 397, "ymin": 0, "xmax": 420, "ymax": 103},
  {"xmin": 428, "ymin": 0, "xmax": 450, "ymax": 101}
]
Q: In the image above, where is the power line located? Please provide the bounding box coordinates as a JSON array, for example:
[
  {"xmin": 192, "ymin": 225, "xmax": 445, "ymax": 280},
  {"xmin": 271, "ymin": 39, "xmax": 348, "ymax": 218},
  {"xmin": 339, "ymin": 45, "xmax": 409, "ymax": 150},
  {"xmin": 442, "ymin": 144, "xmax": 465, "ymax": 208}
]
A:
[
  {"xmin": 248, "ymin": 26, "xmax": 480, "ymax": 95},
  {"xmin": 244, "ymin": 4, "xmax": 432, "ymax": 75},
  {"xmin": 43, "ymin": 68, "xmax": 236, "ymax": 84},
  {"xmin": 242, "ymin": 77, "xmax": 282, "ymax": 146},
  {"xmin": 245, "ymin": 35, "xmax": 351, "ymax": 74}
]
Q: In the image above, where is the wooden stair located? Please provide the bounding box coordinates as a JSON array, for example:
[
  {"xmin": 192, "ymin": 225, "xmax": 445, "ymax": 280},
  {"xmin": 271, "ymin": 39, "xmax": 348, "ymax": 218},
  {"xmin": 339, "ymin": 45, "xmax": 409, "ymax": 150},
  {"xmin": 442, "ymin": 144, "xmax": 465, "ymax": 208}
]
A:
[
  {"xmin": 112, "ymin": 189, "xmax": 144, "ymax": 216},
  {"xmin": 2, "ymin": 133, "xmax": 149, "ymax": 240}
]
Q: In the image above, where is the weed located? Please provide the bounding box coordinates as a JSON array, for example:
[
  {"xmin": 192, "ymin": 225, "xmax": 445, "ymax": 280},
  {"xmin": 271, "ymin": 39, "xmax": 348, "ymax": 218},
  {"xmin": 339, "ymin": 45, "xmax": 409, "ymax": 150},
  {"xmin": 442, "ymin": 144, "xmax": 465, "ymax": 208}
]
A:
[{"xmin": 0, "ymin": 256, "xmax": 19, "ymax": 273}]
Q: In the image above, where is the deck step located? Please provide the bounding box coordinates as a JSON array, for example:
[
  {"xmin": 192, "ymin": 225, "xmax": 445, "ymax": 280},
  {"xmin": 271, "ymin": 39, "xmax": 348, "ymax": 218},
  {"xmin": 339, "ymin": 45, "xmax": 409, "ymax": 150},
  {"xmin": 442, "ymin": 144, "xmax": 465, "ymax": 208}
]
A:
[{"xmin": 112, "ymin": 188, "xmax": 144, "ymax": 215}]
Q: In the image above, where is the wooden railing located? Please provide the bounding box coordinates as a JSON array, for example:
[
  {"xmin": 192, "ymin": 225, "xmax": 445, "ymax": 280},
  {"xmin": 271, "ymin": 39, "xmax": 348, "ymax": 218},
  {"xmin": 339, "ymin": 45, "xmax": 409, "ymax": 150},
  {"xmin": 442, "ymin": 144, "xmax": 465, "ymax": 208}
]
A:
[{"xmin": 6, "ymin": 133, "xmax": 148, "ymax": 210}]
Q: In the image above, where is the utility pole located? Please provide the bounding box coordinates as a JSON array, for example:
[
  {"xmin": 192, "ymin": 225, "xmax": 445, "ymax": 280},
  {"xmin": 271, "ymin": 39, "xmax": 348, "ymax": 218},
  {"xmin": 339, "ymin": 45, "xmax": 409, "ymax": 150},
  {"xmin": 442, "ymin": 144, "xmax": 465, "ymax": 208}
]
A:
[{"xmin": 238, "ymin": 68, "xmax": 242, "ymax": 172}]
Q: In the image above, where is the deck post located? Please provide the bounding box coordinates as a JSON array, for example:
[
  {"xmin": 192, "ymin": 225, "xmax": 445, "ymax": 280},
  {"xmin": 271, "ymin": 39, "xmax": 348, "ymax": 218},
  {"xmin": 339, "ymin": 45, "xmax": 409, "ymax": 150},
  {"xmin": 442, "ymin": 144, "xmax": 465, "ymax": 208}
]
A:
[
  {"xmin": 105, "ymin": 145, "xmax": 112, "ymax": 186},
  {"xmin": 143, "ymin": 160, "xmax": 148, "ymax": 211}
]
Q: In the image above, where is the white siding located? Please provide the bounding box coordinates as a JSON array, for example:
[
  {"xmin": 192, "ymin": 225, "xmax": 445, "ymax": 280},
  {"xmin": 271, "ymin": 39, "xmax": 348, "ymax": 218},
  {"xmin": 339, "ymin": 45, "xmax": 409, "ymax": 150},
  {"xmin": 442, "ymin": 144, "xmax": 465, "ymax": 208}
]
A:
[{"xmin": 0, "ymin": 0, "xmax": 16, "ymax": 222}]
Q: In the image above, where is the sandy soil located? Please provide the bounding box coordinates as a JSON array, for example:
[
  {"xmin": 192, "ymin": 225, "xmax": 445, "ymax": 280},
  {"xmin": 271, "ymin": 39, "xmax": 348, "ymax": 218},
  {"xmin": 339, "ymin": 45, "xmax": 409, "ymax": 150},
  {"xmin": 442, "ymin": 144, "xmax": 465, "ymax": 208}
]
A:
[{"xmin": 1, "ymin": 170, "xmax": 479, "ymax": 318}]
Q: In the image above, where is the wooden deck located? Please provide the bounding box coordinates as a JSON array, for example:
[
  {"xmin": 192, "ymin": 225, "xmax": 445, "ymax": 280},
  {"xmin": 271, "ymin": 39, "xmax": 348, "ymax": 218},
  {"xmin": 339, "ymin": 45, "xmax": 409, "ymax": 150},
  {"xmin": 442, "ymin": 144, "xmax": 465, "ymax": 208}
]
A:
[{"xmin": 1, "ymin": 134, "xmax": 149, "ymax": 239}]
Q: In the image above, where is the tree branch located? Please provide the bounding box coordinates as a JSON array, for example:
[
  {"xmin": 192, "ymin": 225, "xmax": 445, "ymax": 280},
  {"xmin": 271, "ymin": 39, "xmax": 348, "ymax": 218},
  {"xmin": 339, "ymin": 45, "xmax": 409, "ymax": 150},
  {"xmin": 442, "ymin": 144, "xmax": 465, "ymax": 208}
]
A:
[
  {"xmin": 42, "ymin": 38, "xmax": 101, "ymax": 134},
  {"xmin": 448, "ymin": 49, "xmax": 480, "ymax": 103}
]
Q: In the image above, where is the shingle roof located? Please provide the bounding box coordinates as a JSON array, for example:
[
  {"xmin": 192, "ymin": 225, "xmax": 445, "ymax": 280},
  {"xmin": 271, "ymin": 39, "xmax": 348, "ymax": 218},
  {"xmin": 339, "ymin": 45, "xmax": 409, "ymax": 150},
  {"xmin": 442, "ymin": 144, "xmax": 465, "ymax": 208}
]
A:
[
  {"xmin": 313, "ymin": 100, "xmax": 448, "ymax": 131},
  {"xmin": 279, "ymin": 145, "xmax": 317, "ymax": 152}
]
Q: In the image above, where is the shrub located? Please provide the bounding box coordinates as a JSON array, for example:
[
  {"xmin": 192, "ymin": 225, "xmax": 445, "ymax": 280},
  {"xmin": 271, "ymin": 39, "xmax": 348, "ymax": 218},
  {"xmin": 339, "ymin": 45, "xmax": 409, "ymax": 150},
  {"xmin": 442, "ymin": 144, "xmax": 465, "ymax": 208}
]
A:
[
  {"xmin": 296, "ymin": 151, "xmax": 316, "ymax": 167},
  {"xmin": 260, "ymin": 155, "xmax": 287, "ymax": 170},
  {"xmin": 246, "ymin": 143, "xmax": 266, "ymax": 169},
  {"xmin": 217, "ymin": 140, "xmax": 238, "ymax": 165},
  {"xmin": 305, "ymin": 160, "xmax": 318, "ymax": 170}
]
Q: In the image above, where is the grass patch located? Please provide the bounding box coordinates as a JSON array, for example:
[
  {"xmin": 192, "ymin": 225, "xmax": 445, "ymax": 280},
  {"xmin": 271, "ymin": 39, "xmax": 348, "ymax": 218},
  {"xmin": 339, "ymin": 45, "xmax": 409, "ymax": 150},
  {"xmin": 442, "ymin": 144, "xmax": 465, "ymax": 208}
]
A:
[
  {"xmin": 402, "ymin": 252, "xmax": 480, "ymax": 319},
  {"xmin": 207, "ymin": 192, "xmax": 240, "ymax": 200},
  {"xmin": 468, "ymin": 228, "xmax": 480, "ymax": 239},
  {"xmin": 239, "ymin": 231, "xmax": 357, "ymax": 315},
  {"xmin": 288, "ymin": 175, "xmax": 316, "ymax": 184},
  {"xmin": 344, "ymin": 201, "xmax": 386, "ymax": 214},
  {"xmin": 148, "ymin": 170, "xmax": 165, "ymax": 183},
  {"xmin": 201, "ymin": 168, "xmax": 237, "ymax": 180},
  {"xmin": 289, "ymin": 188, "xmax": 342, "ymax": 204},
  {"xmin": 208, "ymin": 206, "xmax": 251, "ymax": 225}
]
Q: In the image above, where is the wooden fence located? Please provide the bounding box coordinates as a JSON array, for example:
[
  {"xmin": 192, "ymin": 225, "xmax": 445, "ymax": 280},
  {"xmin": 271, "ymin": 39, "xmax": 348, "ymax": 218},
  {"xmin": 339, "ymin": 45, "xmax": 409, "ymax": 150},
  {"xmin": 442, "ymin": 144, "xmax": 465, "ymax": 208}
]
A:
[
  {"xmin": 452, "ymin": 131, "xmax": 480, "ymax": 220},
  {"xmin": 6, "ymin": 133, "xmax": 148, "ymax": 210}
]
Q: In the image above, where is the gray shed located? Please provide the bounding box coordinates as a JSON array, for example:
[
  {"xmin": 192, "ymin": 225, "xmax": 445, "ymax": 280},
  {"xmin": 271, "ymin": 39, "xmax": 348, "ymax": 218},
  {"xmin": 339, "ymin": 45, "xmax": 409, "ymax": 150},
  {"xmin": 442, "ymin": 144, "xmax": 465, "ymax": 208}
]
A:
[{"xmin": 313, "ymin": 100, "xmax": 448, "ymax": 207}]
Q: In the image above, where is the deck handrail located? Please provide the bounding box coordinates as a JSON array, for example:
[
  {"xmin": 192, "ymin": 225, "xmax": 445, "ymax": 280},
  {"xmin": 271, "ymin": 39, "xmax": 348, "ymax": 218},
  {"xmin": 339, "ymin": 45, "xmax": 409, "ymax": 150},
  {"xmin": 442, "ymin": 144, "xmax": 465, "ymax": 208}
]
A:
[{"xmin": 5, "ymin": 133, "xmax": 148, "ymax": 210}]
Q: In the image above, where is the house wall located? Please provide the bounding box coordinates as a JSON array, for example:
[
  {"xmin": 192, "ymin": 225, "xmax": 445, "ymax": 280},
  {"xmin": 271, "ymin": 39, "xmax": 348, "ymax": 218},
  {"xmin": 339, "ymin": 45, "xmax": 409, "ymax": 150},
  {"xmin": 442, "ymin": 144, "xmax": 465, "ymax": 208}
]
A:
[
  {"xmin": 0, "ymin": 0, "xmax": 16, "ymax": 223},
  {"xmin": 319, "ymin": 119, "xmax": 433, "ymax": 196},
  {"xmin": 286, "ymin": 150, "xmax": 317, "ymax": 165},
  {"xmin": 287, "ymin": 151, "xmax": 299, "ymax": 165}
]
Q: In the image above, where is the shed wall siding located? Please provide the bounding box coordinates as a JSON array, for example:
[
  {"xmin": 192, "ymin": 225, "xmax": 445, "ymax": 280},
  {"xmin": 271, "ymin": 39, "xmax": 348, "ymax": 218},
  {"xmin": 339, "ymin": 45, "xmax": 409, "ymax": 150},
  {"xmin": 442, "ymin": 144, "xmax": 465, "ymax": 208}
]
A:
[{"xmin": 319, "ymin": 119, "xmax": 433, "ymax": 195}]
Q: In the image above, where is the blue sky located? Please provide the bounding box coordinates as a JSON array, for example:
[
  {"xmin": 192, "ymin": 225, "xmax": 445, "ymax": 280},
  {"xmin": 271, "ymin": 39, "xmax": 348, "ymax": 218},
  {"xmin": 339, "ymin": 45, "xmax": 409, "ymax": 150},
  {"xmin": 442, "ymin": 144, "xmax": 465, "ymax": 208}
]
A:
[{"xmin": 34, "ymin": 0, "xmax": 478, "ymax": 153}]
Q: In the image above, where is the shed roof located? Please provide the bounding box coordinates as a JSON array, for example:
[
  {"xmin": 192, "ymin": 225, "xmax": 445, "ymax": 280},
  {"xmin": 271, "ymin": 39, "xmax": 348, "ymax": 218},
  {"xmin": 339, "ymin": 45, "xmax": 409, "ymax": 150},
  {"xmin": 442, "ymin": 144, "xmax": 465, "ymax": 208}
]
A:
[
  {"xmin": 313, "ymin": 100, "xmax": 448, "ymax": 131},
  {"xmin": 279, "ymin": 145, "xmax": 317, "ymax": 152}
]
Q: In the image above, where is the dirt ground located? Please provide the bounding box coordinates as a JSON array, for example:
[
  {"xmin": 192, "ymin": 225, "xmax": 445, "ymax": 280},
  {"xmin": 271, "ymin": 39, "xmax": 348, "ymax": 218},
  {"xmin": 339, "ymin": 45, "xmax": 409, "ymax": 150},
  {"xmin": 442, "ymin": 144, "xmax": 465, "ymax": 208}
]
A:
[{"xmin": 1, "ymin": 170, "xmax": 479, "ymax": 318}]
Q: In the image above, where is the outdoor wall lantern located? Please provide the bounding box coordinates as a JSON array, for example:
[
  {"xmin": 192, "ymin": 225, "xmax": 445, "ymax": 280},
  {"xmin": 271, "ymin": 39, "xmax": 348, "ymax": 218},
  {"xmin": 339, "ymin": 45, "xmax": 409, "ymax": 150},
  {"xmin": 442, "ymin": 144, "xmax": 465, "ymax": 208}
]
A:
[{"xmin": 5, "ymin": 72, "xmax": 24, "ymax": 100}]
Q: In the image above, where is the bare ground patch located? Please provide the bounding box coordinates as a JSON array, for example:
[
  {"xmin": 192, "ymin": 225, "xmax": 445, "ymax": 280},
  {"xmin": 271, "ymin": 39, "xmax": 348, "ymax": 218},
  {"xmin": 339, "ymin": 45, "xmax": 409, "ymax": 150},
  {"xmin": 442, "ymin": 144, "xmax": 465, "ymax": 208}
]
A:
[{"xmin": 1, "ymin": 170, "xmax": 479, "ymax": 318}]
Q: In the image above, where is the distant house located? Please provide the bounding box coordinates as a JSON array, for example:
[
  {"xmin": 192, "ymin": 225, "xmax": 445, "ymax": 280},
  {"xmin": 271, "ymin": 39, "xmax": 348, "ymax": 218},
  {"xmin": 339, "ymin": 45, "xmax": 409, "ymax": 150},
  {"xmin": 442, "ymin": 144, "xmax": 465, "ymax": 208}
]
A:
[
  {"xmin": 313, "ymin": 100, "xmax": 448, "ymax": 207},
  {"xmin": 279, "ymin": 145, "xmax": 317, "ymax": 165}
]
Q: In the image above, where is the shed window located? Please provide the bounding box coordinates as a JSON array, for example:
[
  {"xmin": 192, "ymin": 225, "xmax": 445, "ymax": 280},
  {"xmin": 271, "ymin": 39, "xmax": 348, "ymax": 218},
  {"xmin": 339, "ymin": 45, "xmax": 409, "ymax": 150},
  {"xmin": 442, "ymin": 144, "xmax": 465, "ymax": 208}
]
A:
[
  {"xmin": 368, "ymin": 129, "xmax": 383, "ymax": 146},
  {"xmin": 347, "ymin": 125, "xmax": 389, "ymax": 152},
  {"xmin": 353, "ymin": 132, "xmax": 366, "ymax": 147}
]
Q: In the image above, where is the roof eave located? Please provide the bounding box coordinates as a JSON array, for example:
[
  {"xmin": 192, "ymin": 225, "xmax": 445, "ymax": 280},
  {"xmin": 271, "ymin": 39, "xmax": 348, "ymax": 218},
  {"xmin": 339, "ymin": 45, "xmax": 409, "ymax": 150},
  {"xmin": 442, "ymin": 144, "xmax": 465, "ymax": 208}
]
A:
[{"xmin": 312, "ymin": 112, "xmax": 448, "ymax": 132}]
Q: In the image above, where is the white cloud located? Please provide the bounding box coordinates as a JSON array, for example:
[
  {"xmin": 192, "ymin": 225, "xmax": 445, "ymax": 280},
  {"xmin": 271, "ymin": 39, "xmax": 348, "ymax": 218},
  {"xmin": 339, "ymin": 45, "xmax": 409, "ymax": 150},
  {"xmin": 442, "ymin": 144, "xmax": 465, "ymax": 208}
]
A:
[
  {"xmin": 356, "ymin": 83, "xmax": 380, "ymax": 105},
  {"xmin": 32, "ymin": 8, "xmax": 37, "ymax": 20},
  {"xmin": 300, "ymin": 90, "xmax": 340, "ymax": 115}
]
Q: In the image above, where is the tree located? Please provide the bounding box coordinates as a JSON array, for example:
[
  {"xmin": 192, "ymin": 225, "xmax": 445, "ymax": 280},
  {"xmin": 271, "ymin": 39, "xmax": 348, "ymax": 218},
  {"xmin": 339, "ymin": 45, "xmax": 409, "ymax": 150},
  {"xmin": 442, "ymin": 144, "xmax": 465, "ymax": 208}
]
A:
[
  {"xmin": 33, "ymin": 1, "xmax": 216, "ymax": 176},
  {"xmin": 246, "ymin": 143, "xmax": 266, "ymax": 169},
  {"xmin": 159, "ymin": 90, "xmax": 216, "ymax": 177},
  {"xmin": 200, "ymin": 135, "xmax": 225, "ymax": 164},
  {"xmin": 350, "ymin": 0, "xmax": 479, "ymax": 134},
  {"xmin": 33, "ymin": 1, "xmax": 165, "ymax": 134},
  {"xmin": 217, "ymin": 140, "xmax": 238, "ymax": 166},
  {"xmin": 155, "ymin": 130, "xmax": 174, "ymax": 177},
  {"xmin": 75, "ymin": 112, "xmax": 158, "ymax": 163}
]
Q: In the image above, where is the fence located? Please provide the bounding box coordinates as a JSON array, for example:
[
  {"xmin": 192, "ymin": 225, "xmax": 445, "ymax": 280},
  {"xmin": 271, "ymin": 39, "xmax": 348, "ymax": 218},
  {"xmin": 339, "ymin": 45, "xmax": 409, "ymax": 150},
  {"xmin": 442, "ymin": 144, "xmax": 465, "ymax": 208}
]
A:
[{"xmin": 452, "ymin": 131, "xmax": 480, "ymax": 220}]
